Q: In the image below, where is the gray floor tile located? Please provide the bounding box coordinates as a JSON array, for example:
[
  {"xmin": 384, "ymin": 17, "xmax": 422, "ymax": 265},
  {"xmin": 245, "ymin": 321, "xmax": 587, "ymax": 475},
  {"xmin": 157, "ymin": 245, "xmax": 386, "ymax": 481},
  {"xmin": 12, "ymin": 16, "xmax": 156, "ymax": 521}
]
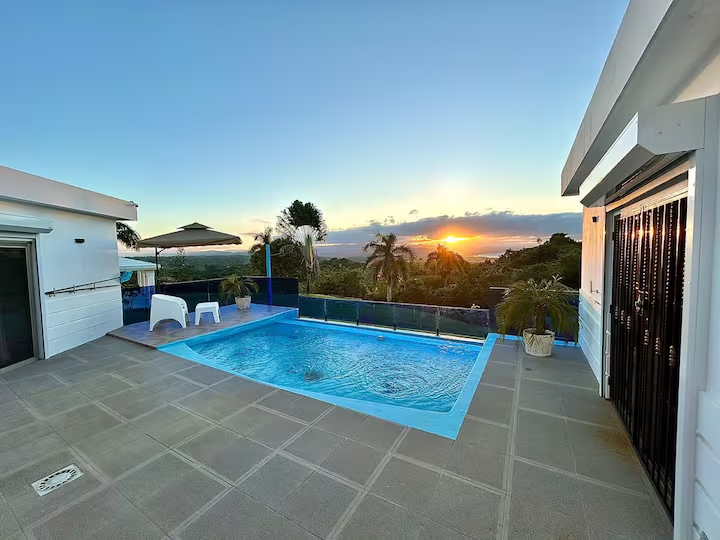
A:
[
  {"xmin": 151, "ymin": 412, "xmax": 212, "ymax": 447},
  {"xmin": 487, "ymin": 343, "xmax": 524, "ymax": 364},
  {"xmin": 278, "ymin": 472, "xmax": 358, "ymax": 538},
  {"xmin": 0, "ymin": 450, "xmax": 103, "ymax": 528},
  {"xmin": 467, "ymin": 385, "xmax": 514, "ymax": 425},
  {"xmin": 573, "ymin": 447, "xmax": 647, "ymax": 492},
  {"xmin": 0, "ymin": 422, "xmax": 54, "ymax": 453},
  {"xmin": 315, "ymin": 406, "xmax": 367, "ymax": 437},
  {"xmin": 0, "ymin": 433, "xmax": 67, "ymax": 473},
  {"xmin": 511, "ymin": 459, "xmax": 584, "ymax": 519},
  {"xmin": 426, "ymin": 476, "xmax": 501, "ymax": 539},
  {"xmin": 91, "ymin": 354, "xmax": 141, "ymax": 373},
  {"xmin": 350, "ymin": 416, "xmax": 403, "ymax": 451},
  {"xmin": 0, "ymin": 404, "xmax": 36, "ymax": 436},
  {"xmin": 514, "ymin": 410, "xmax": 574, "ymax": 472},
  {"xmin": 480, "ymin": 362, "xmax": 518, "ymax": 388},
  {"xmin": 561, "ymin": 386, "xmax": 619, "ymax": 427},
  {"xmin": 239, "ymin": 455, "xmax": 313, "ymax": 510},
  {"xmin": 180, "ymin": 365, "xmax": 231, "ymax": 385},
  {"xmin": 445, "ymin": 442, "xmax": 506, "ymax": 489},
  {"xmin": 566, "ymin": 420, "xmax": 633, "ymax": 457},
  {"xmin": 45, "ymin": 403, "xmax": 108, "ymax": 429},
  {"xmin": 139, "ymin": 468, "xmax": 228, "ymax": 533},
  {"xmin": 72, "ymin": 373, "xmax": 133, "ymax": 400},
  {"xmin": 52, "ymin": 364, "xmax": 104, "ymax": 385},
  {"xmin": 56, "ymin": 410, "xmax": 121, "ymax": 444},
  {"xmin": 43, "ymin": 356, "xmax": 90, "ymax": 373},
  {"xmin": 178, "ymin": 489, "xmax": 316, "ymax": 540},
  {"xmin": 396, "ymin": 429, "xmax": 454, "ymax": 468},
  {"xmin": 321, "ymin": 439, "xmax": 384, "ymax": 485},
  {"xmin": 285, "ymin": 427, "xmax": 343, "ymax": 464},
  {"xmin": 178, "ymin": 426, "xmax": 271, "ymax": 482},
  {"xmin": 1, "ymin": 362, "xmax": 51, "ymax": 383},
  {"xmin": 156, "ymin": 380, "xmax": 203, "ymax": 402},
  {"xmin": 23, "ymin": 387, "xmax": 91, "ymax": 418},
  {"xmin": 246, "ymin": 414, "xmax": 305, "ymax": 449},
  {"xmin": 508, "ymin": 498, "xmax": 589, "ymax": 540},
  {"xmin": 115, "ymin": 452, "xmax": 195, "ymax": 504},
  {"xmin": 523, "ymin": 357, "xmax": 597, "ymax": 389},
  {"xmin": 580, "ymin": 481, "xmax": 671, "ymax": 540},
  {"xmin": 212, "ymin": 376, "xmax": 274, "ymax": 402},
  {"xmin": 339, "ymin": 494, "xmax": 423, "ymax": 540},
  {"xmin": 141, "ymin": 373, "xmax": 190, "ymax": 394},
  {"xmin": 100, "ymin": 388, "xmax": 166, "ymax": 420},
  {"xmin": 417, "ymin": 518, "xmax": 471, "ymax": 539},
  {"xmin": 27, "ymin": 486, "xmax": 165, "ymax": 540},
  {"xmin": 456, "ymin": 417, "xmax": 509, "ymax": 453},
  {"xmin": 282, "ymin": 396, "xmax": 332, "ymax": 422},
  {"xmin": 74, "ymin": 423, "xmax": 144, "ymax": 457},
  {"xmin": 0, "ymin": 495, "xmax": 21, "ymax": 539},
  {"xmin": 146, "ymin": 354, "xmax": 197, "ymax": 373},
  {"xmin": 0, "ymin": 385, "xmax": 17, "ymax": 407},
  {"xmin": 6, "ymin": 374, "xmax": 65, "ymax": 399},
  {"xmin": 221, "ymin": 406, "xmax": 280, "ymax": 436},
  {"xmin": 371, "ymin": 457, "xmax": 440, "ymax": 514},
  {"xmin": 178, "ymin": 388, "xmax": 248, "ymax": 421},
  {"xmin": 518, "ymin": 379, "xmax": 565, "ymax": 416},
  {"xmin": 258, "ymin": 389, "xmax": 304, "ymax": 412},
  {"xmin": 114, "ymin": 363, "xmax": 169, "ymax": 384}
]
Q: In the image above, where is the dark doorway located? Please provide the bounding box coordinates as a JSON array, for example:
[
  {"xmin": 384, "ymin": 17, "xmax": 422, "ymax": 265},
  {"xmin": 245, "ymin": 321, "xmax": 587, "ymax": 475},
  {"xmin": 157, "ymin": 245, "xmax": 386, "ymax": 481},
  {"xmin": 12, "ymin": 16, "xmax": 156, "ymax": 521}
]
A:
[
  {"xmin": 0, "ymin": 247, "xmax": 35, "ymax": 368},
  {"xmin": 609, "ymin": 197, "xmax": 686, "ymax": 518}
]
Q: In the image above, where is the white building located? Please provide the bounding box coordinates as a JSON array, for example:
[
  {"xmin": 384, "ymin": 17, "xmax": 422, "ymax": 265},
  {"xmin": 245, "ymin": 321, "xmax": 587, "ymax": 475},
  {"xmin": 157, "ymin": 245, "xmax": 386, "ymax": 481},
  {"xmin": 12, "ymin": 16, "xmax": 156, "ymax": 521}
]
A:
[
  {"xmin": 563, "ymin": 1, "xmax": 720, "ymax": 538},
  {"xmin": 0, "ymin": 166, "xmax": 137, "ymax": 367}
]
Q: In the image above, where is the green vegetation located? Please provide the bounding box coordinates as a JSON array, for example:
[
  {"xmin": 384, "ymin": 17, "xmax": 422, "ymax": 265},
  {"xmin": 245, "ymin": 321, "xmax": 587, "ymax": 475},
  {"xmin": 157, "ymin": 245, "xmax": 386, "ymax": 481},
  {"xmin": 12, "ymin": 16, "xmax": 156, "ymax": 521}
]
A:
[
  {"xmin": 220, "ymin": 275, "xmax": 259, "ymax": 300},
  {"xmin": 496, "ymin": 275, "xmax": 579, "ymax": 337},
  {"xmin": 363, "ymin": 232, "xmax": 417, "ymax": 302},
  {"xmin": 116, "ymin": 222, "xmax": 140, "ymax": 250}
]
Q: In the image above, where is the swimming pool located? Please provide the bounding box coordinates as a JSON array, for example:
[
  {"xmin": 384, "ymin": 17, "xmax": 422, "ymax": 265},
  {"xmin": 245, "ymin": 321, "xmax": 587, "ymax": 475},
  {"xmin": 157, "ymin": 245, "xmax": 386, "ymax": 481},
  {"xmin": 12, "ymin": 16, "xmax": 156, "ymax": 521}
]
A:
[{"xmin": 161, "ymin": 314, "xmax": 491, "ymax": 438}]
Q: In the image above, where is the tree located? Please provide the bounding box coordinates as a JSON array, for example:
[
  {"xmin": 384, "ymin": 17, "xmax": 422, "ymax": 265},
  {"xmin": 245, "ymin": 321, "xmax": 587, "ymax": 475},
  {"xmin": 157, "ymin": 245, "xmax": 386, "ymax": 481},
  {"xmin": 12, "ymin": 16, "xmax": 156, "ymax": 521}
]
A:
[
  {"xmin": 277, "ymin": 201, "xmax": 327, "ymax": 293},
  {"xmin": 363, "ymin": 232, "xmax": 416, "ymax": 302},
  {"xmin": 425, "ymin": 244, "xmax": 466, "ymax": 287},
  {"xmin": 167, "ymin": 248, "xmax": 190, "ymax": 282},
  {"xmin": 116, "ymin": 222, "xmax": 140, "ymax": 250},
  {"xmin": 249, "ymin": 237, "xmax": 304, "ymax": 279}
]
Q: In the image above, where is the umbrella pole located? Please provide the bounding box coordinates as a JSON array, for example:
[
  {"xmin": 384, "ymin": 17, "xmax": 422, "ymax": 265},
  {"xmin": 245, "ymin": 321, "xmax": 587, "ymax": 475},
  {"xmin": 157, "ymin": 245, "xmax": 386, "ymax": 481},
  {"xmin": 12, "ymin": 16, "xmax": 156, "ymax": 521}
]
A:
[{"xmin": 265, "ymin": 242, "xmax": 273, "ymax": 305}]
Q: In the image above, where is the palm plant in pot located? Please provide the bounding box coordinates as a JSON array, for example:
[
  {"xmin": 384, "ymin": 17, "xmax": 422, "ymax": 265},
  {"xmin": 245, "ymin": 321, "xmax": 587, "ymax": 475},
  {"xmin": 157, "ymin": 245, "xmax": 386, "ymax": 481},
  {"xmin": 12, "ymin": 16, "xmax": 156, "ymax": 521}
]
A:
[
  {"xmin": 496, "ymin": 275, "xmax": 578, "ymax": 357},
  {"xmin": 220, "ymin": 275, "xmax": 259, "ymax": 310}
]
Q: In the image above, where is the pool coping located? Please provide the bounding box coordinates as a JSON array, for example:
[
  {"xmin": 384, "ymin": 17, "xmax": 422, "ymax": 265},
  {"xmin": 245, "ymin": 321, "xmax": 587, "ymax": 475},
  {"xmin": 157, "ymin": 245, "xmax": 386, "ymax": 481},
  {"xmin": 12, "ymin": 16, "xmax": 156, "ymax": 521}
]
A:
[{"xmin": 160, "ymin": 313, "xmax": 491, "ymax": 439}]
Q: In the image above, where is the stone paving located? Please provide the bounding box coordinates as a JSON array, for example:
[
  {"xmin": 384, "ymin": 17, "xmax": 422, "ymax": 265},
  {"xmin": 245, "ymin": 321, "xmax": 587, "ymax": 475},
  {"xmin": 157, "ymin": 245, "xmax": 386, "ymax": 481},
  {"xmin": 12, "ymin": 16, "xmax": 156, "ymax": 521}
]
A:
[{"xmin": 0, "ymin": 333, "xmax": 673, "ymax": 539}]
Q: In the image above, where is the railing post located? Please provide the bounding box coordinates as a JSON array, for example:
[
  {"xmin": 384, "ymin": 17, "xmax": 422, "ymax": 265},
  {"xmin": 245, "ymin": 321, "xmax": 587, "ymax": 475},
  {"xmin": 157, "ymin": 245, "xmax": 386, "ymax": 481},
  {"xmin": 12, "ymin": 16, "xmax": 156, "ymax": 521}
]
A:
[
  {"xmin": 356, "ymin": 301, "xmax": 360, "ymax": 326},
  {"xmin": 393, "ymin": 304, "xmax": 397, "ymax": 331},
  {"xmin": 206, "ymin": 280, "xmax": 210, "ymax": 302},
  {"xmin": 435, "ymin": 306, "xmax": 440, "ymax": 336},
  {"xmin": 324, "ymin": 299, "xmax": 328, "ymax": 322}
]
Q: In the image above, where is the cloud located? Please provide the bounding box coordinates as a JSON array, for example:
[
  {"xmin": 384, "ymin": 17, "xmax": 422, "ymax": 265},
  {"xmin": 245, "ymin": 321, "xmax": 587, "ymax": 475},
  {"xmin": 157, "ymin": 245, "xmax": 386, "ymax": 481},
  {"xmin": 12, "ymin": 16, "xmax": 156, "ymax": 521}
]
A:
[
  {"xmin": 321, "ymin": 211, "xmax": 582, "ymax": 258},
  {"xmin": 409, "ymin": 209, "xmax": 418, "ymax": 215}
]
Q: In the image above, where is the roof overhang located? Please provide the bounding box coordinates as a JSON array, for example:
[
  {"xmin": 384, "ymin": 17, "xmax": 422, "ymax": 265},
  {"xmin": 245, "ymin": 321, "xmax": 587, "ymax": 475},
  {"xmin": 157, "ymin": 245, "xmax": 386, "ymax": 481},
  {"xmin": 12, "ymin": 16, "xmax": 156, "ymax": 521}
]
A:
[
  {"xmin": 578, "ymin": 98, "xmax": 706, "ymax": 206},
  {"xmin": 562, "ymin": 0, "xmax": 720, "ymax": 196},
  {"xmin": 119, "ymin": 257, "xmax": 158, "ymax": 272},
  {"xmin": 0, "ymin": 166, "xmax": 138, "ymax": 220}
]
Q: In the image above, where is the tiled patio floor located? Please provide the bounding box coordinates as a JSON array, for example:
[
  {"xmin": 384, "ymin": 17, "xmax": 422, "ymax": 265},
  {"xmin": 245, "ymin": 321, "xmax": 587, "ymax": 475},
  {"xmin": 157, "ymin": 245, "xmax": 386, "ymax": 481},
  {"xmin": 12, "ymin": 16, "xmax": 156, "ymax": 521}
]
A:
[
  {"xmin": 108, "ymin": 304, "xmax": 296, "ymax": 348},
  {"xmin": 0, "ymin": 334, "xmax": 673, "ymax": 539}
]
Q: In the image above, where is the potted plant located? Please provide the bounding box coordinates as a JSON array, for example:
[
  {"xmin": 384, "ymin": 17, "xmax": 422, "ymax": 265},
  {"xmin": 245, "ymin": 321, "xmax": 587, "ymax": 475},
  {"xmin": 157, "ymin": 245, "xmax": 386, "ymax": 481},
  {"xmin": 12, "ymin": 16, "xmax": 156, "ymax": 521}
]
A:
[
  {"xmin": 496, "ymin": 275, "xmax": 578, "ymax": 357},
  {"xmin": 220, "ymin": 275, "xmax": 259, "ymax": 310}
]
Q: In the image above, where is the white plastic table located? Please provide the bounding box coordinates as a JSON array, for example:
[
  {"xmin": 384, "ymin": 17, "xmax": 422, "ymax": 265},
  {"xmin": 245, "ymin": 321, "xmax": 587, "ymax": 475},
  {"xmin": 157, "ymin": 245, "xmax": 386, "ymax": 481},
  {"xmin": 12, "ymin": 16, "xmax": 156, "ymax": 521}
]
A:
[{"xmin": 194, "ymin": 301, "xmax": 221, "ymax": 326}]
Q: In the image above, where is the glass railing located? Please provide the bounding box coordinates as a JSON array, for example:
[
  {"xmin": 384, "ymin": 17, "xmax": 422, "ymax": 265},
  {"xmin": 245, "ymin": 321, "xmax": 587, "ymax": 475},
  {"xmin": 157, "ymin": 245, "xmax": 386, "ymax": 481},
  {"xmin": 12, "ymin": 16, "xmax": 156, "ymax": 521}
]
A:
[
  {"xmin": 121, "ymin": 276, "xmax": 299, "ymax": 325},
  {"xmin": 298, "ymin": 296, "xmax": 490, "ymax": 339}
]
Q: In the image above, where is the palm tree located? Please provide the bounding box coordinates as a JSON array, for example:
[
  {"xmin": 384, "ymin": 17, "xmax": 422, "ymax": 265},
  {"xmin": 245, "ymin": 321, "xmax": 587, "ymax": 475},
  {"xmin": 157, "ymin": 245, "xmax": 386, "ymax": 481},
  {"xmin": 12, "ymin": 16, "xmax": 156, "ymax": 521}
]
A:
[
  {"xmin": 363, "ymin": 232, "xmax": 416, "ymax": 302},
  {"xmin": 277, "ymin": 201, "xmax": 327, "ymax": 293},
  {"xmin": 425, "ymin": 244, "xmax": 466, "ymax": 287},
  {"xmin": 249, "ymin": 227, "xmax": 273, "ymax": 276},
  {"xmin": 116, "ymin": 222, "xmax": 140, "ymax": 250}
]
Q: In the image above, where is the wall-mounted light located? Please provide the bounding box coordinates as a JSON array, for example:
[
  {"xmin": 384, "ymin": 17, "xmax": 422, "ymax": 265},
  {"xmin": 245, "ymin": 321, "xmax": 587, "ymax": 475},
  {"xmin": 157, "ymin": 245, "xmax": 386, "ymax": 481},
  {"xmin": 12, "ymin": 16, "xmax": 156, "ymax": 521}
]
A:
[
  {"xmin": 592, "ymin": 216, "xmax": 599, "ymax": 223},
  {"xmin": 74, "ymin": 238, "xmax": 85, "ymax": 244}
]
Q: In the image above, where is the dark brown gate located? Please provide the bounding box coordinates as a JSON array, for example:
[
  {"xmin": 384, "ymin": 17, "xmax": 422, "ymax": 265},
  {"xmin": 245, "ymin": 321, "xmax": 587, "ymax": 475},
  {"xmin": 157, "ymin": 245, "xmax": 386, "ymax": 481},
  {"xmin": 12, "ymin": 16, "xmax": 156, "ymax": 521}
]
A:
[{"xmin": 609, "ymin": 197, "xmax": 686, "ymax": 517}]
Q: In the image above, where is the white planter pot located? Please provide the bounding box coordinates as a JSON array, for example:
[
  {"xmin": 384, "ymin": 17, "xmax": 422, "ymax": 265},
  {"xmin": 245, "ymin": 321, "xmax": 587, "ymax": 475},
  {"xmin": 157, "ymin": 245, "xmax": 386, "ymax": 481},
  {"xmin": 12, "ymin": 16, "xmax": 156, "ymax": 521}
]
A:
[
  {"xmin": 522, "ymin": 329, "xmax": 555, "ymax": 357},
  {"xmin": 235, "ymin": 296, "xmax": 251, "ymax": 310}
]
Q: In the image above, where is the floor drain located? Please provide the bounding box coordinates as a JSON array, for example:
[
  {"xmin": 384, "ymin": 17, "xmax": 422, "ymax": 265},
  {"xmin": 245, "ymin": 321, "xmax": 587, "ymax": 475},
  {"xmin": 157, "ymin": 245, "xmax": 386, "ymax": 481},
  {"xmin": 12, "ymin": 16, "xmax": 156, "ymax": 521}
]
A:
[{"xmin": 31, "ymin": 464, "xmax": 83, "ymax": 496}]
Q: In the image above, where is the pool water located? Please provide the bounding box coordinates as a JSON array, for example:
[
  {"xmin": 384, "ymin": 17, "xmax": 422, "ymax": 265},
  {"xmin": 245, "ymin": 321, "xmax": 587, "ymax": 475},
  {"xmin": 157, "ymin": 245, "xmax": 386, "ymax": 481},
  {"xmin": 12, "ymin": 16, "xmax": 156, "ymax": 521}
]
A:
[{"xmin": 187, "ymin": 320, "xmax": 482, "ymax": 412}]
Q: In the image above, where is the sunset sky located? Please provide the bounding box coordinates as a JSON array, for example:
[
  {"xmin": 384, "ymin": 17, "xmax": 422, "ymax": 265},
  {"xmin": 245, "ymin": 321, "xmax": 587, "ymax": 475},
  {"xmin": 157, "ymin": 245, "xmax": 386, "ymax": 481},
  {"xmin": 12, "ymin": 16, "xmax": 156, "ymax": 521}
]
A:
[{"xmin": 0, "ymin": 0, "xmax": 629, "ymax": 259}]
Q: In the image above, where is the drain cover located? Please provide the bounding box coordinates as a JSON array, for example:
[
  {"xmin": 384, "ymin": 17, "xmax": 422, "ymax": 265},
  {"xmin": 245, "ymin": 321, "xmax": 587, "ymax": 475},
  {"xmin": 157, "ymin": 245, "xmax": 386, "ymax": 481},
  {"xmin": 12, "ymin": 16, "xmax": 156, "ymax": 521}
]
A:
[{"xmin": 31, "ymin": 464, "xmax": 83, "ymax": 496}]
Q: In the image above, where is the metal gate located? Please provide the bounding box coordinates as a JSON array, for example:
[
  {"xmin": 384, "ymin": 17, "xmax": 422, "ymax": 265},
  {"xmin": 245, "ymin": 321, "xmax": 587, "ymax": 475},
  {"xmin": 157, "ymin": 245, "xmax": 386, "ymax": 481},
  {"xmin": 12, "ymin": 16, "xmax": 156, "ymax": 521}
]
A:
[{"xmin": 609, "ymin": 196, "xmax": 686, "ymax": 517}]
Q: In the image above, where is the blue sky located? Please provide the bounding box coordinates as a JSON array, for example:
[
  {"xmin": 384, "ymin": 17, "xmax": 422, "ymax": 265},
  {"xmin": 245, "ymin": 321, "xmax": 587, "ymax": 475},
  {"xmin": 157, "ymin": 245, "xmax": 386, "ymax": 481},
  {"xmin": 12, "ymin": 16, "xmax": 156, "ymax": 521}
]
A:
[{"xmin": 0, "ymin": 0, "xmax": 628, "ymax": 257}]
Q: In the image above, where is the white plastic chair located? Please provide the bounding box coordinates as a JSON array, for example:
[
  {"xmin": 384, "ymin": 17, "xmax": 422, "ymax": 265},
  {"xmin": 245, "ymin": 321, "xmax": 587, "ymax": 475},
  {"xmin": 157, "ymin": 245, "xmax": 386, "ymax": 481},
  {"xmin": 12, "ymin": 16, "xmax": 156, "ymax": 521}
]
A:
[{"xmin": 149, "ymin": 294, "xmax": 189, "ymax": 331}]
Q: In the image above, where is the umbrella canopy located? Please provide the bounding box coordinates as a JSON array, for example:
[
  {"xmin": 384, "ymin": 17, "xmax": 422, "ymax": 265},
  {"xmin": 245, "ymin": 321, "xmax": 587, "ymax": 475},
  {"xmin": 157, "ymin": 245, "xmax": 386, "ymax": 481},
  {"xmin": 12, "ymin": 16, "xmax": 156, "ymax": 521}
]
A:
[{"xmin": 137, "ymin": 223, "xmax": 243, "ymax": 249}]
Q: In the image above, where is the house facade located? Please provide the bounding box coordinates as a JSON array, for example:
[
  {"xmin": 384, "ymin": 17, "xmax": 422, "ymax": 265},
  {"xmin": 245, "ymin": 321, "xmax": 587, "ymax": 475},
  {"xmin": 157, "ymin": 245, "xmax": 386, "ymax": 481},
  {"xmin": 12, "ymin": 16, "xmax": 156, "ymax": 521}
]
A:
[
  {"xmin": 0, "ymin": 166, "xmax": 137, "ymax": 368},
  {"xmin": 563, "ymin": 1, "xmax": 720, "ymax": 538}
]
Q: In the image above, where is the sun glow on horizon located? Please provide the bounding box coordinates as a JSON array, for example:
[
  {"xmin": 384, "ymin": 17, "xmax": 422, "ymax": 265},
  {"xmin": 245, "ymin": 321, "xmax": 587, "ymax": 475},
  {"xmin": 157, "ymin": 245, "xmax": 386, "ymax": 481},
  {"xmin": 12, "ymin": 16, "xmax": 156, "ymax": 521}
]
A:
[{"xmin": 442, "ymin": 235, "xmax": 466, "ymax": 244}]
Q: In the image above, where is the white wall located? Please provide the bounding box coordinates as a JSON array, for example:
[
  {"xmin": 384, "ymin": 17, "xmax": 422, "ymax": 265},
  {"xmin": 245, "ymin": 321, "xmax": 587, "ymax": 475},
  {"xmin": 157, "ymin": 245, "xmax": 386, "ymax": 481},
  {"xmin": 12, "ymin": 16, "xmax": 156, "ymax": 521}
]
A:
[
  {"xmin": 0, "ymin": 200, "xmax": 123, "ymax": 358},
  {"xmin": 578, "ymin": 207, "xmax": 605, "ymax": 385}
]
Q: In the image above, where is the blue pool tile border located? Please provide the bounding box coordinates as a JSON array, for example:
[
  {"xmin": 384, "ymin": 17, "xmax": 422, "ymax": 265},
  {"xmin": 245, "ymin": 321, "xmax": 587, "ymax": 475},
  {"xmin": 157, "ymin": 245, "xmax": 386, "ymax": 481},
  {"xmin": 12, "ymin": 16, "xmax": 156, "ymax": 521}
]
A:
[{"xmin": 160, "ymin": 316, "xmax": 498, "ymax": 440}]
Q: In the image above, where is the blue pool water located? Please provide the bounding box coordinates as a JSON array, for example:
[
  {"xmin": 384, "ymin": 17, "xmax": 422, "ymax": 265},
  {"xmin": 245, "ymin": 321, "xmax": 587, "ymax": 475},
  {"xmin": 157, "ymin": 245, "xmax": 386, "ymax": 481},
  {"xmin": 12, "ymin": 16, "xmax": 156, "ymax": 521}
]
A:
[{"xmin": 188, "ymin": 319, "xmax": 481, "ymax": 413}]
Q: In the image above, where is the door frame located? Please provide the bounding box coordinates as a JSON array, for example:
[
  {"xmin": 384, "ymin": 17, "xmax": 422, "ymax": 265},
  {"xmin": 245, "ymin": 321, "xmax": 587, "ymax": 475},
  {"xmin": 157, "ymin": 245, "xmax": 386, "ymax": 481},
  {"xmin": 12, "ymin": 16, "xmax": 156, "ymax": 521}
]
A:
[{"xmin": 0, "ymin": 235, "xmax": 44, "ymax": 365}]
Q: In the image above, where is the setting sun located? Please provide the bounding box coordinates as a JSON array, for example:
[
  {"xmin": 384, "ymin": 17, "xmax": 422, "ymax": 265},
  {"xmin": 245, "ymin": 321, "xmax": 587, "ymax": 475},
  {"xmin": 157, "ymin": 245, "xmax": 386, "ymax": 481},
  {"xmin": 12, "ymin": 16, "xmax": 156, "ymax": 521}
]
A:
[{"xmin": 442, "ymin": 236, "xmax": 463, "ymax": 244}]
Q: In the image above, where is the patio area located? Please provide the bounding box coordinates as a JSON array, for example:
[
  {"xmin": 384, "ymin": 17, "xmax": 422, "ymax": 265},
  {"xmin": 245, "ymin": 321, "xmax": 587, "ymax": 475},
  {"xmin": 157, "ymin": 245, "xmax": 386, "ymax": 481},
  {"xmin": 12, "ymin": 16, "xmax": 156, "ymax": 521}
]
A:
[{"xmin": 0, "ymin": 333, "xmax": 672, "ymax": 539}]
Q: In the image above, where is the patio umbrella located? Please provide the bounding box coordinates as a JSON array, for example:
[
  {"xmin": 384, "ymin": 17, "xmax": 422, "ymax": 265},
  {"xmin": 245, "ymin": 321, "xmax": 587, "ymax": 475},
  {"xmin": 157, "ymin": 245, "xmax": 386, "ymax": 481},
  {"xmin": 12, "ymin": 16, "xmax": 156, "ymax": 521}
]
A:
[{"xmin": 136, "ymin": 223, "xmax": 243, "ymax": 270}]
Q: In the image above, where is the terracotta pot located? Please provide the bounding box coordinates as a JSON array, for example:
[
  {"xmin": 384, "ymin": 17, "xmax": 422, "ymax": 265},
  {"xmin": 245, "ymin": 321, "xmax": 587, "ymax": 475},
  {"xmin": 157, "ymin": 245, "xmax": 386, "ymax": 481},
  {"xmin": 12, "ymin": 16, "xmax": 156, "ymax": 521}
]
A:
[
  {"xmin": 522, "ymin": 329, "xmax": 555, "ymax": 357},
  {"xmin": 235, "ymin": 296, "xmax": 251, "ymax": 310}
]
